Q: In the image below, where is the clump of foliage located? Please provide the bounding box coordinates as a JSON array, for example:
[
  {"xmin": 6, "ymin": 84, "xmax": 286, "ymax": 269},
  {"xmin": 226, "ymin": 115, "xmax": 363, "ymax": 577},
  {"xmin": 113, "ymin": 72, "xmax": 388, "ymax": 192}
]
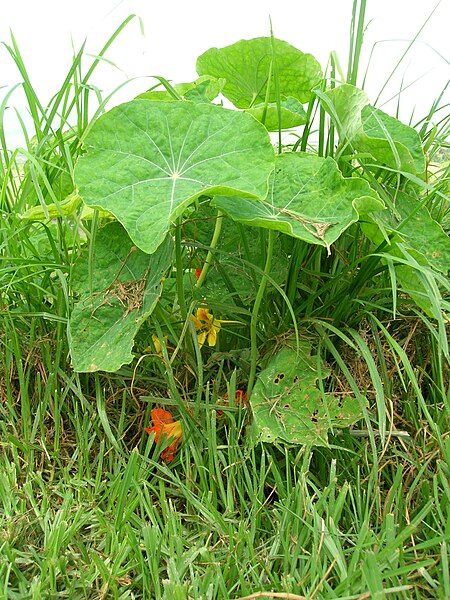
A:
[
  {"xmin": 1, "ymin": 2, "xmax": 449, "ymax": 598},
  {"xmin": 19, "ymin": 26, "xmax": 449, "ymax": 450}
]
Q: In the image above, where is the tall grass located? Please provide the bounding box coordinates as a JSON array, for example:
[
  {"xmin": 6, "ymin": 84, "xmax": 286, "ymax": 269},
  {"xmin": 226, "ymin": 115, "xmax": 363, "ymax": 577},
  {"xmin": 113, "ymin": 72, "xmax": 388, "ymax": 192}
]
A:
[{"xmin": 1, "ymin": 3, "xmax": 449, "ymax": 599}]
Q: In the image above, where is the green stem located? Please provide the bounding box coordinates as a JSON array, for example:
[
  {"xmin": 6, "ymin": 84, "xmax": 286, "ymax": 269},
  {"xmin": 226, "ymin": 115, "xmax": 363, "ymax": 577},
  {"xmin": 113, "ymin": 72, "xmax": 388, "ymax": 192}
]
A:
[
  {"xmin": 87, "ymin": 209, "xmax": 99, "ymax": 297},
  {"xmin": 175, "ymin": 222, "xmax": 187, "ymax": 320},
  {"xmin": 153, "ymin": 319, "xmax": 196, "ymax": 432},
  {"xmin": 189, "ymin": 320, "xmax": 204, "ymax": 420},
  {"xmin": 195, "ymin": 209, "xmax": 224, "ymax": 289},
  {"xmin": 283, "ymin": 239, "xmax": 307, "ymax": 322},
  {"xmin": 248, "ymin": 230, "xmax": 274, "ymax": 394},
  {"xmin": 260, "ymin": 59, "xmax": 273, "ymax": 127}
]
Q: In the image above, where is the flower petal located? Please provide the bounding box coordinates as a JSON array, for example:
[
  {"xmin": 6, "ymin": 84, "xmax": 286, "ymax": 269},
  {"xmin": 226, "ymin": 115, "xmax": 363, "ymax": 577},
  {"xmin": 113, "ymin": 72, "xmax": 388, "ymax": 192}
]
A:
[
  {"xmin": 197, "ymin": 330, "xmax": 207, "ymax": 347},
  {"xmin": 207, "ymin": 328, "xmax": 217, "ymax": 346},
  {"xmin": 152, "ymin": 334, "xmax": 162, "ymax": 355},
  {"xmin": 145, "ymin": 409, "xmax": 182, "ymax": 462},
  {"xmin": 197, "ymin": 307, "xmax": 212, "ymax": 323},
  {"xmin": 190, "ymin": 314, "xmax": 203, "ymax": 330},
  {"xmin": 207, "ymin": 321, "xmax": 221, "ymax": 346},
  {"xmin": 145, "ymin": 408, "xmax": 174, "ymax": 438},
  {"xmin": 151, "ymin": 408, "xmax": 174, "ymax": 424}
]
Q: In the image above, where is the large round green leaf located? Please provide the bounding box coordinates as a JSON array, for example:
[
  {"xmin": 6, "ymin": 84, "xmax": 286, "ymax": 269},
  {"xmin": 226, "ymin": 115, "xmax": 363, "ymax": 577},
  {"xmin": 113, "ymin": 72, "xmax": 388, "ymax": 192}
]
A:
[
  {"xmin": 68, "ymin": 222, "xmax": 173, "ymax": 373},
  {"xmin": 75, "ymin": 100, "xmax": 275, "ymax": 254},
  {"xmin": 319, "ymin": 84, "xmax": 426, "ymax": 174},
  {"xmin": 196, "ymin": 37, "xmax": 322, "ymax": 108},
  {"xmin": 214, "ymin": 153, "xmax": 384, "ymax": 253},
  {"xmin": 250, "ymin": 343, "xmax": 362, "ymax": 447}
]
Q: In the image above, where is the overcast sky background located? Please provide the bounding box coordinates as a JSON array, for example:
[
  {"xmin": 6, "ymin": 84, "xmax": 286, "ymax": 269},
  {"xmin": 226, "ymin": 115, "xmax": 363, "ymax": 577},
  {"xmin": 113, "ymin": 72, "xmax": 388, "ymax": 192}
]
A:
[{"xmin": 1, "ymin": 0, "xmax": 449, "ymax": 148}]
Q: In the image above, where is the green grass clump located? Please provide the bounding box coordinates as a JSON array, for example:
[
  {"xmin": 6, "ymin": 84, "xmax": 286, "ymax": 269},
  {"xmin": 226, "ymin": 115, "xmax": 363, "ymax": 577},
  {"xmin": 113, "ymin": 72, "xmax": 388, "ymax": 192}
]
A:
[{"xmin": 1, "ymin": 2, "xmax": 449, "ymax": 599}]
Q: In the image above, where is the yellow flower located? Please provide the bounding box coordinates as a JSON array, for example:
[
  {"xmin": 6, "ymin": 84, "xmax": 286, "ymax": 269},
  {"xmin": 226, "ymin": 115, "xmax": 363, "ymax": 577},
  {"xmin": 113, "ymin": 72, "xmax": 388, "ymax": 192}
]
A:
[
  {"xmin": 190, "ymin": 306, "xmax": 238, "ymax": 347},
  {"xmin": 144, "ymin": 334, "xmax": 168, "ymax": 356}
]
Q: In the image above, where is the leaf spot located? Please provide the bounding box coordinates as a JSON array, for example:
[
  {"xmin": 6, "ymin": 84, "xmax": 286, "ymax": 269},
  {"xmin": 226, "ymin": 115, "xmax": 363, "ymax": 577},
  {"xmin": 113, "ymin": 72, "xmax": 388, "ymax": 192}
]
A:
[{"xmin": 273, "ymin": 372, "xmax": 285, "ymax": 385}]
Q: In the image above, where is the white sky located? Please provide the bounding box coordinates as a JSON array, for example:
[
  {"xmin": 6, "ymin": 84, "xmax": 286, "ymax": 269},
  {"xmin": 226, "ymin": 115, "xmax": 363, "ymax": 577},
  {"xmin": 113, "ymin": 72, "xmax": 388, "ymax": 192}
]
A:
[{"xmin": 1, "ymin": 0, "xmax": 449, "ymax": 148}]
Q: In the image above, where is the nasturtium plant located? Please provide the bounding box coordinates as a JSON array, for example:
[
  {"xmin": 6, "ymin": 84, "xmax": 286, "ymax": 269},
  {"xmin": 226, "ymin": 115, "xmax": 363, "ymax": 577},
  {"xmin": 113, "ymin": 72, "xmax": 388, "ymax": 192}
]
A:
[
  {"xmin": 214, "ymin": 152, "xmax": 385, "ymax": 253},
  {"xmin": 319, "ymin": 84, "xmax": 426, "ymax": 174},
  {"xmin": 37, "ymin": 32, "xmax": 439, "ymax": 452},
  {"xmin": 196, "ymin": 37, "xmax": 322, "ymax": 130},
  {"xmin": 249, "ymin": 342, "xmax": 362, "ymax": 446},
  {"xmin": 74, "ymin": 100, "xmax": 275, "ymax": 255},
  {"xmin": 197, "ymin": 37, "xmax": 322, "ymax": 107},
  {"xmin": 68, "ymin": 222, "xmax": 173, "ymax": 372}
]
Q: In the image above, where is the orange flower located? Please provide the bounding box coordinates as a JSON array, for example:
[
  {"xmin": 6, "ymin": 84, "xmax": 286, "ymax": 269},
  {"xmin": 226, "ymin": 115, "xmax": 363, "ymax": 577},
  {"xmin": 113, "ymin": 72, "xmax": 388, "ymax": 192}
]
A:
[
  {"xmin": 218, "ymin": 389, "xmax": 248, "ymax": 417},
  {"xmin": 145, "ymin": 408, "xmax": 182, "ymax": 462},
  {"xmin": 195, "ymin": 267, "xmax": 202, "ymax": 280},
  {"xmin": 223, "ymin": 389, "xmax": 248, "ymax": 406}
]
